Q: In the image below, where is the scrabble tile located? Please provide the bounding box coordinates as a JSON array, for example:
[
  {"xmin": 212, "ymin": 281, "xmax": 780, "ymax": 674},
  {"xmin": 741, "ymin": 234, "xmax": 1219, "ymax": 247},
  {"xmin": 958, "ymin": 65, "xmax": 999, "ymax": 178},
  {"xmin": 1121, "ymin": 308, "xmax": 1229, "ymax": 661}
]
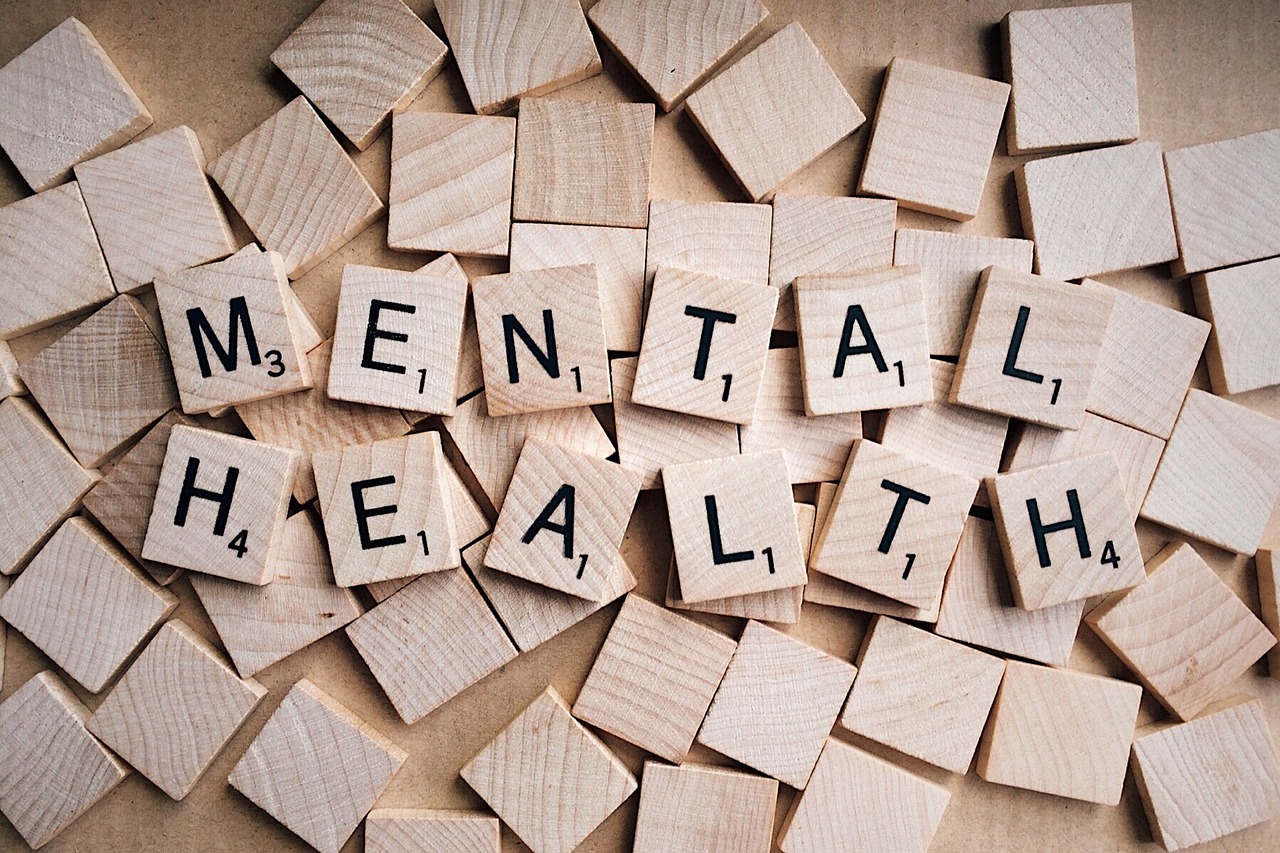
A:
[
  {"xmin": 697, "ymin": 621, "xmax": 856, "ymax": 788},
  {"xmin": 142, "ymin": 425, "xmax": 299, "ymax": 585},
  {"xmin": 271, "ymin": 0, "xmax": 448, "ymax": 150},
  {"xmin": 893, "ymin": 229, "xmax": 1035, "ymax": 357},
  {"xmin": 206, "ymin": 97, "xmax": 384, "ymax": 279},
  {"xmin": 1260, "ymin": 549, "xmax": 1280, "ymax": 679},
  {"xmin": 313, "ymin": 433, "xmax": 459, "ymax": 588},
  {"xmin": 1193, "ymin": 257, "xmax": 1280, "ymax": 395},
  {"xmin": 388, "ymin": 111, "xmax": 515, "ymax": 256},
  {"xmin": 634, "ymin": 762, "xmax": 776, "ymax": 853},
  {"xmin": 0, "ymin": 181, "xmax": 114, "ymax": 340},
  {"xmin": 1003, "ymin": 4, "xmax": 1140, "ymax": 154},
  {"xmin": 977, "ymin": 660, "xmax": 1141, "ymax": 804},
  {"xmin": 440, "ymin": 453, "xmax": 495, "ymax": 549},
  {"xmin": 858, "ymin": 58, "xmax": 1009, "ymax": 221},
  {"xmin": 0, "ymin": 517, "xmax": 177, "ymax": 692},
  {"xmin": 229, "ymin": 679, "xmax": 408, "ymax": 853},
  {"xmin": 486, "ymin": 438, "xmax": 642, "ymax": 601},
  {"xmin": 21, "ymin": 295, "xmax": 178, "ymax": 468},
  {"xmin": 511, "ymin": 223, "xmax": 648, "ymax": 352},
  {"xmin": 0, "ymin": 17, "xmax": 151, "ymax": 191},
  {"xmin": 587, "ymin": 0, "xmax": 769, "ymax": 112},
  {"xmin": 328, "ymin": 263, "xmax": 467, "ymax": 415},
  {"xmin": 1132, "ymin": 696, "xmax": 1280, "ymax": 850},
  {"xmin": 769, "ymin": 194, "xmax": 895, "ymax": 332},
  {"xmin": 473, "ymin": 264, "xmax": 612, "ymax": 416},
  {"xmin": 366, "ymin": 809, "xmax": 499, "ymax": 853},
  {"xmin": 665, "ymin": 449, "xmax": 807, "ymax": 603},
  {"xmin": 645, "ymin": 200, "xmax": 772, "ymax": 298},
  {"xmin": 0, "ymin": 671, "xmax": 130, "ymax": 850},
  {"xmin": 795, "ymin": 267, "xmax": 933, "ymax": 415},
  {"xmin": 803, "ymin": 570, "xmax": 940, "ymax": 623},
  {"xmin": 461, "ymin": 688, "xmax": 637, "ymax": 853},
  {"xmin": 513, "ymin": 97, "xmax": 655, "ymax": 228},
  {"xmin": 1141, "ymin": 389, "xmax": 1280, "ymax": 555},
  {"xmin": 74, "ymin": 125, "xmax": 234, "ymax": 293},
  {"xmin": 573, "ymin": 595, "xmax": 737, "ymax": 762},
  {"xmin": 0, "ymin": 340, "xmax": 23, "ymax": 400},
  {"xmin": 437, "ymin": 0, "xmax": 601, "ymax": 116},
  {"xmin": 686, "ymin": 23, "xmax": 864, "ymax": 202},
  {"xmin": 952, "ymin": 266, "xmax": 1112, "ymax": 429},
  {"xmin": 1164, "ymin": 127, "xmax": 1280, "ymax": 275},
  {"xmin": 0, "ymin": 397, "xmax": 99, "ymax": 575},
  {"xmin": 840, "ymin": 616, "xmax": 1005, "ymax": 773},
  {"xmin": 779, "ymin": 738, "xmax": 950, "ymax": 853}
]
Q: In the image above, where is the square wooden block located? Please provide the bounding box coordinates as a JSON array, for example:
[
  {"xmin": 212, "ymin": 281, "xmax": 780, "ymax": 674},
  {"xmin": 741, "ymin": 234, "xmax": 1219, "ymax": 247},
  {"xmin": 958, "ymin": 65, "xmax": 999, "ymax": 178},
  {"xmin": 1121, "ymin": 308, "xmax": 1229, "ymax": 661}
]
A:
[
  {"xmin": 0, "ymin": 517, "xmax": 177, "ymax": 692},
  {"xmin": 229, "ymin": 679, "xmax": 407, "ymax": 853},
  {"xmin": 487, "ymin": 438, "xmax": 642, "ymax": 601},
  {"xmin": 1194, "ymin": 257, "xmax": 1280, "ymax": 395},
  {"xmin": 644, "ymin": 199, "xmax": 772, "ymax": 297},
  {"xmin": 1003, "ymin": 4, "xmax": 1139, "ymax": 154},
  {"xmin": 779, "ymin": 738, "xmax": 950, "ymax": 853},
  {"xmin": 634, "ymin": 762, "xmax": 777, "ymax": 853},
  {"xmin": 795, "ymin": 267, "xmax": 933, "ymax": 415},
  {"xmin": 272, "ymin": 0, "xmax": 448, "ymax": 150},
  {"xmin": 977, "ymin": 660, "xmax": 1141, "ymax": 804},
  {"xmin": 1165, "ymin": 127, "xmax": 1280, "ymax": 275},
  {"xmin": 388, "ymin": 111, "xmax": 515, "ymax": 257},
  {"xmin": 366, "ymin": 809, "xmax": 499, "ymax": 853},
  {"xmin": 142, "ymin": 425, "xmax": 298, "ymax": 585},
  {"xmin": 75, "ymin": 125, "xmax": 233, "ymax": 293},
  {"xmin": 812, "ymin": 439, "xmax": 977, "ymax": 609},
  {"xmin": 1141, "ymin": 389, "xmax": 1280, "ymax": 555},
  {"xmin": 207, "ymin": 97, "xmax": 384, "ymax": 279},
  {"xmin": 806, "ymin": 553, "xmax": 943, "ymax": 623},
  {"xmin": 665, "ymin": 449, "xmax": 807, "ymax": 603},
  {"xmin": 437, "ymin": 0, "xmax": 601, "ymax": 116},
  {"xmin": 858, "ymin": 58, "xmax": 1009, "ymax": 221},
  {"xmin": 952, "ymin": 266, "xmax": 1112, "ymax": 429},
  {"xmin": 473, "ymin": 264, "xmax": 612, "ymax": 416},
  {"xmin": 462, "ymin": 688, "xmax": 637, "ymax": 853},
  {"xmin": 0, "ymin": 17, "xmax": 151, "ymax": 191},
  {"xmin": 687, "ymin": 22, "xmax": 864, "ymax": 202},
  {"xmin": 573, "ymin": 595, "xmax": 737, "ymax": 762},
  {"xmin": 634, "ymin": 267, "xmax": 776, "ymax": 424},
  {"xmin": 0, "ymin": 671, "xmax": 130, "ymax": 850},
  {"xmin": 697, "ymin": 621, "xmax": 856, "ymax": 789}
]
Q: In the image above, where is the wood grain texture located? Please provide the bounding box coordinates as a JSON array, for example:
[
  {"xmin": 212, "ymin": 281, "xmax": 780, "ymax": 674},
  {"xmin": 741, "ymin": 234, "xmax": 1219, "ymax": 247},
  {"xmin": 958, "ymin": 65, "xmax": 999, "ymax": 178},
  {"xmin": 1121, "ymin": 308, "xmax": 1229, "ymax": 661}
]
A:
[
  {"xmin": 633, "ymin": 761, "xmax": 777, "ymax": 853},
  {"xmin": 0, "ymin": 340, "xmax": 23, "ymax": 400},
  {"xmin": 1193, "ymin": 256, "xmax": 1280, "ymax": 395},
  {"xmin": 644, "ymin": 198, "xmax": 772, "ymax": 297},
  {"xmin": 1260, "ymin": 549, "xmax": 1280, "ymax": 679},
  {"xmin": 366, "ymin": 808, "xmax": 499, "ymax": 853},
  {"xmin": 0, "ymin": 576, "xmax": 7, "ymax": 689}
]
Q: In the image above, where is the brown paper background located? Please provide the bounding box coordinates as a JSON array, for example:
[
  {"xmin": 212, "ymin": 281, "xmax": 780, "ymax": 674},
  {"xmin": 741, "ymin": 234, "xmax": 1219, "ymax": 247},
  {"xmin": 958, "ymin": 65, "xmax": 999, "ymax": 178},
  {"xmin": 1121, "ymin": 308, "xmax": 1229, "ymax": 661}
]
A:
[{"xmin": 3, "ymin": 0, "xmax": 1280, "ymax": 850}]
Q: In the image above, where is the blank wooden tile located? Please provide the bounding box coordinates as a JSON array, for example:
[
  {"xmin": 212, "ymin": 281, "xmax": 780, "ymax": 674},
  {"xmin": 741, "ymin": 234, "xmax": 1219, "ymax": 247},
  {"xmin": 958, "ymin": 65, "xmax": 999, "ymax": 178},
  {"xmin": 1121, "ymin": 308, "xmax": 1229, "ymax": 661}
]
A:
[
  {"xmin": 977, "ymin": 660, "xmax": 1141, "ymax": 804},
  {"xmin": 513, "ymin": 97, "xmax": 654, "ymax": 228},
  {"xmin": 0, "ymin": 17, "xmax": 151, "ymax": 191},
  {"xmin": 75, "ymin": 125, "xmax": 233, "ymax": 293},
  {"xmin": 0, "ymin": 341, "xmax": 23, "ymax": 400},
  {"xmin": 1260, "ymin": 549, "xmax": 1280, "ymax": 679},
  {"xmin": 0, "ymin": 181, "xmax": 114, "ymax": 340},
  {"xmin": 779, "ymin": 738, "xmax": 950, "ymax": 853},
  {"xmin": 142, "ymin": 425, "xmax": 298, "ymax": 585},
  {"xmin": 634, "ymin": 762, "xmax": 777, "ymax": 853},
  {"xmin": 0, "ymin": 671, "xmax": 130, "ymax": 850},
  {"xmin": 573, "ymin": 595, "xmax": 737, "ymax": 762},
  {"xmin": 952, "ymin": 266, "xmax": 1112, "ymax": 429},
  {"xmin": 795, "ymin": 267, "xmax": 933, "ymax": 415},
  {"xmin": 206, "ymin": 97, "xmax": 384, "ymax": 279},
  {"xmin": 698, "ymin": 621, "xmax": 856, "ymax": 789},
  {"xmin": 272, "ymin": 0, "xmax": 448, "ymax": 150},
  {"xmin": 686, "ymin": 23, "xmax": 864, "ymax": 202},
  {"xmin": 461, "ymin": 688, "xmax": 637, "ymax": 853},
  {"xmin": 1164, "ymin": 127, "xmax": 1280, "ymax": 275},
  {"xmin": 366, "ymin": 809, "xmax": 499, "ymax": 853},
  {"xmin": 437, "ymin": 0, "xmax": 601, "ymax": 116},
  {"xmin": 1132, "ymin": 696, "xmax": 1280, "ymax": 851},
  {"xmin": 840, "ymin": 616, "xmax": 1005, "ymax": 773},
  {"xmin": 893, "ymin": 229, "xmax": 1035, "ymax": 357},
  {"xmin": 0, "ymin": 517, "xmax": 177, "ymax": 692},
  {"xmin": 644, "ymin": 199, "xmax": 772, "ymax": 297},
  {"xmin": 1003, "ymin": 4, "xmax": 1139, "ymax": 155},
  {"xmin": 1193, "ymin": 256, "xmax": 1280, "ymax": 395},
  {"xmin": 858, "ymin": 58, "xmax": 1009, "ymax": 221},
  {"xmin": 0, "ymin": 397, "xmax": 99, "ymax": 575},
  {"xmin": 1141, "ymin": 389, "xmax": 1280, "ymax": 555},
  {"xmin": 388, "ymin": 111, "xmax": 514, "ymax": 256},
  {"xmin": 229, "ymin": 679, "xmax": 407, "ymax": 853},
  {"xmin": 665, "ymin": 449, "xmax": 807, "ymax": 603},
  {"xmin": 473, "ymin": 264, "xmax": 612, "ymax": 416}
]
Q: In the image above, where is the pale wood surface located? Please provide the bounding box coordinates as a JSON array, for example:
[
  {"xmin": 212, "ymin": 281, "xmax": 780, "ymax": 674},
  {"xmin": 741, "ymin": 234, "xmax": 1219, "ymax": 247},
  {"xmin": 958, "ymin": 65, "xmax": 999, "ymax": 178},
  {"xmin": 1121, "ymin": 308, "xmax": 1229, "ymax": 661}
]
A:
[
  {"xmin": 644, "ymin": 199, "xmax": 772, "ymax": 296},
  {"xmin": 366, "ymin": 808, "xmax": 500, "ymax": 853},
  {"xmin": 1193, "ymin": 257, "xmax": 1280, "ymax": 395},
  {"xmin": 1261, "ymin": 549, "xmax": 1280, "ymax": 680},
  {"xmin": 0, "ymin": 340, "xmax": 23, "ymax": 400},
  {"xmin": 0, "ymin": 576, "xmax": 7, "ymax": 690},
  {"xmin": 633, "ymin": 761, "xmax": 777, "ymax": 853}
]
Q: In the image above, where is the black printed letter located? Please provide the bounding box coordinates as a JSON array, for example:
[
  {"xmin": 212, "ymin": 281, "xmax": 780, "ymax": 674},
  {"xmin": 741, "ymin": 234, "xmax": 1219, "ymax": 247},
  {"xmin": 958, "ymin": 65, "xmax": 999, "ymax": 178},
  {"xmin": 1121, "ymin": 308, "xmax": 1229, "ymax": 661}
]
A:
[
  {"xmin": 186, "ymin": 296, "xmax": 261, "ymax": 378},
  {"xmin": 1002, "ymin": 305, "xmax": 1045, "ymax": 384},
  {"xmin": 1026, "ymin": 489, "xmax": 1090, "ymax": 568},
  {"xmin": 362, "ymin": 300, "xmax": 416, "ymax": 375},
  {"xmin": 351, "ymin": 476, "xmax": 407, "ymax": 550},
  {"xmin": 834, "ymin": 304, "xmax": 887, "ymax": 378},
  {"xmin": 503, "ymin": 310, "xmax": 559, "ymax": 384},
  {"xmin": 877, "ymin": 480, "xmax": 931, "ymax": 553},
  {"xmin": 522, "ymin": 484, "xmax": 575, "ymax": 557},
  {"xmin": 704, "ymin": 494, "xmax": 753, "ymax": 564},
  {"xmin": 173, "ymin": 457, "xmax": 238, "ymax": 536},
  {"xmin": 684, "ymin": 306, "xmax": 737, "ymax": 381}
]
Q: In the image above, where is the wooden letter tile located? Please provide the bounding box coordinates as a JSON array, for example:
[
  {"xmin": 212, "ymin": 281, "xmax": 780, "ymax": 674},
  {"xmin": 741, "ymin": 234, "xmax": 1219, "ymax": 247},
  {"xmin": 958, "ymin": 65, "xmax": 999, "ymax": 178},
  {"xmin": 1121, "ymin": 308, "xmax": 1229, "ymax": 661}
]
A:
[
  {"xmin": 1193, "ymin": 256, "xmax": 1280, "ymax": 395},
  {"xmin": 633, "ymin": 762, "xmax": 777, "ymax": 853},
  {"xmin": 644, "ymin": 199, "xmax": 772, "ymax": 296},
  {"xmin": 366, "ymin": 809, "xmax": 499, "ymax": 853},
  {"xmin": 1260, "ymin": 549, "xmax": 1280, "ymax": 679}
]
